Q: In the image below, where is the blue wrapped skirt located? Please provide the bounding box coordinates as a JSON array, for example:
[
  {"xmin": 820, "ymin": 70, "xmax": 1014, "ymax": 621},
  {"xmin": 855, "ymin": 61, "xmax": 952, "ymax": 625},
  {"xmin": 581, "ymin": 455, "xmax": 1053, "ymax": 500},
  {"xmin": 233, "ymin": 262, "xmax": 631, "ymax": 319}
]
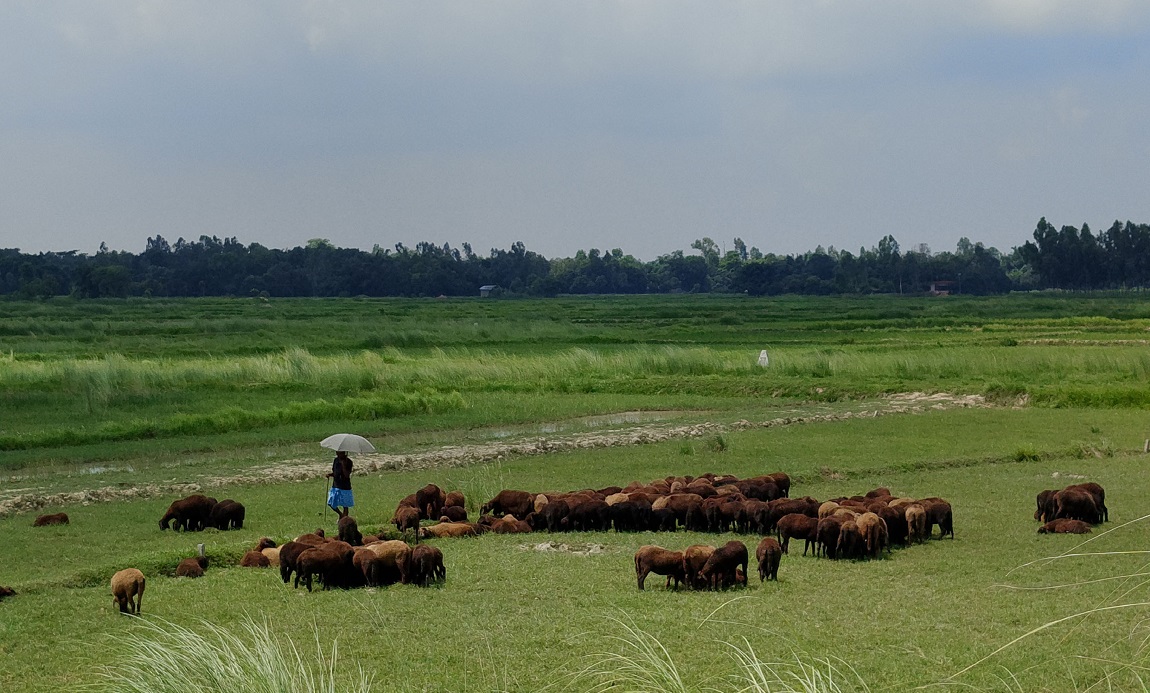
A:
[{"xmin": 327, "ymin": 488, "xmax": 354, "ymax": 508}]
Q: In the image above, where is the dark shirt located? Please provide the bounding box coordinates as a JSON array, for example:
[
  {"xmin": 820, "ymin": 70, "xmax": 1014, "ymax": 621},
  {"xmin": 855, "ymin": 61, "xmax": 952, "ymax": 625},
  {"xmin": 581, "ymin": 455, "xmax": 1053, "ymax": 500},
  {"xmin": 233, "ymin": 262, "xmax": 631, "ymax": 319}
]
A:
[{"xmin": 331, "ymin": 457, "xmax": 352, "ymax": 490}]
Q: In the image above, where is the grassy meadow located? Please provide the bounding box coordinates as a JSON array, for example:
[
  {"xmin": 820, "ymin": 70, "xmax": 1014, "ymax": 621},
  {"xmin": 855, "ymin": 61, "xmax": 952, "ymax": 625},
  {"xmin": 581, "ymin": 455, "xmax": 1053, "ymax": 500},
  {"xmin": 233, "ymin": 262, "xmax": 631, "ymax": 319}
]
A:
[{"xmin": 2, "ymin": 293, "xmax": 1150, "ymax": 692}]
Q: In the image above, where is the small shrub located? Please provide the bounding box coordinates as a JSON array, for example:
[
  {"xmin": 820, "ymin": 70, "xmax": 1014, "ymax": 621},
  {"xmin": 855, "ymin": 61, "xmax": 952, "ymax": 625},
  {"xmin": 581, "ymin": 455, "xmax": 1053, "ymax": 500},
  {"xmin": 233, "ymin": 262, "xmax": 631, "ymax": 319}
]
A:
[{"xmin": 1013, "ymin": 446, "xmax": 1041, "ymax": 463}]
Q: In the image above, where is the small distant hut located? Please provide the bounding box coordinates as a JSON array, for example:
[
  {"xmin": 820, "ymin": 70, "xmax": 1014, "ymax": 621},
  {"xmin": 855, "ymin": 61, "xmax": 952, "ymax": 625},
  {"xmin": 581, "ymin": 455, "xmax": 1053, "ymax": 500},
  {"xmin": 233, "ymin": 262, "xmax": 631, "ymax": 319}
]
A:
[
  {"xmin": 479, "ymin": 284, "xmax": 497, "ymax": 298},
  {"xmin": 929, "ymin": 280, "xmax": 955, "ymax": 296}
]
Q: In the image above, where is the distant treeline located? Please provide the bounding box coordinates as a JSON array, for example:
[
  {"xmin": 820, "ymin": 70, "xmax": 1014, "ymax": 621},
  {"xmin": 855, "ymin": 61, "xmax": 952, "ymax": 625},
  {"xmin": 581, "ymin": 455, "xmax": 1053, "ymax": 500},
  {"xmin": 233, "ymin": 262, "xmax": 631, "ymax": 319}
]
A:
[{"xmin": 3, "ymin": 218, "xmax": 1149, "ymax": 298}]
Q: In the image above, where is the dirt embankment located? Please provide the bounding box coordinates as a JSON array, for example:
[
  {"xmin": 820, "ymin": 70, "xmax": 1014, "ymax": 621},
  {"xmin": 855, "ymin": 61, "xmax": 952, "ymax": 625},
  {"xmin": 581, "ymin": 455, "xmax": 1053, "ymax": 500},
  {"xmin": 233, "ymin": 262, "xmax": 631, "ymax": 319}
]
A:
[{"xmin": 0, "ymin": 392, "xmax": 987, "ymax": 518}]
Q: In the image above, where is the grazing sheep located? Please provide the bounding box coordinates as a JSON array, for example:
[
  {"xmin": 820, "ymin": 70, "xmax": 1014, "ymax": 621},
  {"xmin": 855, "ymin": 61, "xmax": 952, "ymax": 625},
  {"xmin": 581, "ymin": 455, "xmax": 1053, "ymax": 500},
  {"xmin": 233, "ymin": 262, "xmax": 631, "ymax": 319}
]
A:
[
  {"xmin": 295, "ymin": 542, "xmax": 356, "ymax": 591},
  {"xmin": 240, "ymin": 550, "xmax": 271, "ymax": 568},
  {"xmin": 278, "ymin": 541, "xmax": 315, "ymax": 584},
  {"xmin": 836, "ymin": 521, "xmax": 864, "ymax": 560},
  {"xmin": 775, "ymin": 513, "xmax": 819, "ymax": 555},
  {"xmin": 33, "ymin": 512, "xmax": 69, "ymax": 527},
  {"xmin": 815, "ymin": 516, "xmax": 845, "ymax": 559},
  {"xmin": 256, "ymin": 537, "xmax": 277, "ymax": 551},
  {"xmin": 444, "ymin": 490, "xmax": 465, "ymax": 508},
  {"xmin": 682, "ymin": 544, "xmax": 716, "ymax": 590},
  {"xmin": 208, "ymin": 499, "xmax": 245, "ymax": 530},
  {"xmin": 634, "ymin": 545, "xmax": 687, "ymax": 590},
  {"xmin": 1038, "ymin": 518, "xmax": 1093, "ymax": 534},
  {"xmin": 295, "ymin": 528, "xmax": 326, "ymax": 543},
  {"xmin": 856, "ymin": 512, "xmax": 888, "ymax": 558},
  {"xmin": 415, "ymin": 484, "xmax": 447, "ymax": 521},
  {"xmin": 362, "ymin": 540, "xmax": 412, "ymax": 585},
  {"xmin": 1035, "ymin": 490, "xmax": 1057, "ymax": 521},
  {"xmin": 1054, "ymin": 489, "xmax": 1100, "ymax": 525},
  {"xmin": 919, "ymin": 498, "xmax": 955, "ymax": 539},
  {"xmin": 175, "ymin": 556, "xmax": 208, "ymax": 578},
  {"xmin": 0, "ymin": 586, "xmax": 15, "ymax": 600},
  {"xmin": 338, "ymin": 515, "xmax": 363, "ymax": 546},
  {"xmin": 159, "ymin": 494, "xmax": 217, "ymax": 531},
  {"xmin": 393, "ymin": 506, "xmax": 421, "ymax": 538},
  {"xmin": 110, "ymin": 568, "xmax": 145, "ymax": 615},
  {"xmin": 261, "ymin": 547, "xmax": 281, "ymax": 567},
  {"xmin": 698, "ymin": 541, "xmax": 749, "ymax": 590},
  {"xmin": 408, "ymin": 544, "xmax": 446, "ymax": 587},
  {"xmin": 905, "ymin": 504, "xmax": 928, "ymax": 545},
  {"xmin": 756, "ymin": 537, "xmax": 782, "ymax": 582},
  {"xmin": 1064, "ymin": 482, "xmax": 1107, "ymax": 522}
]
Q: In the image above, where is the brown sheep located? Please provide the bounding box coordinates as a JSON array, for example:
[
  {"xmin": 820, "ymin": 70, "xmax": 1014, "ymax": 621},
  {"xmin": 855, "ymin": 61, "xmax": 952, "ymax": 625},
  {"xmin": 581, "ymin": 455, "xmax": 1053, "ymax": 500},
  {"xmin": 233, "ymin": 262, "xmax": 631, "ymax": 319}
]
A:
[
  {"xmin": 775, "ymin": 513, "xmax": 819, "ymax": 556},
  {"xmin": 278, "ymin": 541, "xmax": 317, "ymax": 584},
  {"xmin": 207, "ymin": 499, "xmax": 245, "ymax": 530},
  {"xmin": 295, "ymin": 528, "xmax": 327, "ymax": 544},
  {"xmin": 905, "ymin": 504, "xmax": 928, "ymax": 544},
  {"xmin": 159, "ymin": 494, "xmax": 217, "ymax": 531},
  {"xmin": 836, "ymin": 521, "xmax": 864, "ymax": 560},
  {"xmin": 634, "ymin": 545, "xmax": 686, "ymax": 590},
  {"xmin": 480, "ymin": 490, "xmax": 535, "ymax": 518},
  {"xmin": 815, "ymin": 515, "xmax": 845, "ymax": 559},
  {"xmin": 419, "ymin": 522, "xmax": 478, "ymax": 539},
  {"xmin": 1035, "ymin": 489, "xmax": 1057, "ymax": 521},
  {"xmin": 1065, "ymin": 482, "xmax": 1107, "ymax": 522},
  {"xmin": 682, "ymin": 544, "xmax": 716, "ymax": 590},
  {"xmin": 295, "ymin": 542, "xmax": 356, "ymax": 591},
  {"xmin": 393, "ymin": 506, "xmax": 420, "ymax": 537},
  {"xmin": 408, "ymin": 544, "xmax": 446, "ymax": 586},
  {"xmin": 33, "ymin": 512, "xmax": 69, "ymax": 527},
  {"xmin": 698, "ymin": 540, "xmax": 749, "ymax": 590},
  {"xmin": 338, "ymin": 515, "xmax": 363, "ymax": 546},
  {"xmin": 240, "ymin": 550, "xmax": 271, "ymax": 568},
  {"xmin": 919, "ymin": 498, "xmax": 955, "ymax": 539},
  {"xmin": 0, "ymin": 586, "xmax": 15, "ymax": 600},
  {"xmin": 856, "ymin": 512, "xmax": 888, "ymax": 558},
  {"xmin": 110, "ymin": 568, "xmax": 145, "ymax": 615},
  {"xmin": 261, "ymin": 547, "xmax": 281, "ymax": 567},
  {"xmin": 439, "ymin": 505, "xmax": 468, "ymax": 523},
  {"xmin": 362, "ymin": 540, "xmax": 413, "ymax": 585},
  {"xmin": 175, "ymin": 556, "xmax": 208, "ymax": 578},
  {"xmin": 415, "ymin": 484, "xmax": 447, "ymax": 521},
  {"xmin": 491, "ymin": 516, "xmax": 533, "ymax": 534},
  {"xmin": 1038, "ymin": 518, "xmax": 1093, "ymax": 534},
  {"xmin": 256, "ymin": 537, "xmax": 277, "ymax": 551},
  {"xmin": 756, "ymin": 537, "xmax": 782, "ymax": 582},
  {"xmin": 444, "ymin": 490, "xmax": 465, "ymax": 508}
]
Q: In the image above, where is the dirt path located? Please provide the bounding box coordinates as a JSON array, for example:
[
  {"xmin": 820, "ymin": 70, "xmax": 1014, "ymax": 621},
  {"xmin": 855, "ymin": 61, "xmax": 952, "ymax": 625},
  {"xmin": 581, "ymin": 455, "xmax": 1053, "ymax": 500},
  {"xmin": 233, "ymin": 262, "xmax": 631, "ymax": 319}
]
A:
[{"xmin": 0, "ymin": 392, "xmax": 988, "ymax": 517}]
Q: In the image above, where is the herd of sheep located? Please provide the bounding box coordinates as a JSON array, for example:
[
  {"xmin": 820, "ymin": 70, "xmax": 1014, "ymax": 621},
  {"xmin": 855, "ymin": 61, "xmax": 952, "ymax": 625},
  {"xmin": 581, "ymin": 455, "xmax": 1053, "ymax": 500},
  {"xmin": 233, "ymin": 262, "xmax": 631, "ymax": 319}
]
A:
[{"xmin": 0, "ymin": 472, "xmax": 1110, "ymax": 611}]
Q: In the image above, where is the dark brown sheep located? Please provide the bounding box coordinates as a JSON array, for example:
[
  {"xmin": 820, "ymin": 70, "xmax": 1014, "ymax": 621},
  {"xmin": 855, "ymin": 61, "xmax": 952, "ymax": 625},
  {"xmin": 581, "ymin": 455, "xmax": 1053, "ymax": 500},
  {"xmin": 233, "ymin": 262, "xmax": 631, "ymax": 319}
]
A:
[
  {"xmin": 439, "ymin": 505, "xmax": 468, "ymax": 523},
  {"xmin": 415, "ymin": 484, "xmax": 447, "ymax": 521},
  {"xmin": 0, "ymin": 586, "xmax": 15, "ymax": 600},
  {"xmin": 765, "ymin": 472, "xmax": 791, "ymax": 498},
  {"xmin": 1054, "ymin": 489, "xmax": 1101, "ymax": 525},
  {"xmin": 919, "ymin": 498, "xmax": 954, "ymax": 539},
  {"xmin": 682, "ymin": 544, "xmax": 716, "ymax": 590},
  {"xmin": 634, "ymin": 545, "xmax": 686, "ymax": 590},
  {"xmin": 775, "ymin": 513, "xmax": 819, "ymax": 555},
  {"xmin": 240, "ymin": 550, "xmax": 271, "ymax": 567},
  {"xmin": 408, "ymin": 544, "xmax": 446, "ymax": 586},
  {"xmin": 175, "ymin": 556, "xmax": 208, "ymax": 578},
  {"xmin": 33, "ymin": 512, "xmax": 69, "ymax": 527},
  {"xmin": 444, "ymin": 490, "xmax": 466, "ymax": 508},
  {"xmin": 278, "ymin": 540, "xmax": 317, "ymax": 584},
  {"xmin": 1064, "ymin": 483, "xmax": 1107, "ymax": 522},
  {"xmin": 815, "ymin": 516, "xmax": 845, "ymax": 559},
  {"xmin": 1035, "ymin": 489, "xmax": 1057, "ymax": 522},
  {"xmin": 256, "ymin": 537, "xmax": 277, "ymax": 551},
  {"xmin": 110, "ymin": 568, "xmax": 145, "ymax": 615},
  {"xmin": 480, "ymin": 490, "xmax": 535, "ymax": 518},
  {"xmin": 698, "ymin": 540, "xmax": 749, "ymax": 590},
  {"xmin": 338, "ymin": 515, "xmax": 363, "ymax": 546},
  {"xmin": 159, "ymin": 494, "xmax": 217, "ymax": 531},
  {"xmin": 1038, "ymin": 518, "xmax": 1093, "ymax": 534},
  {"xmin": 836, "ymin": 520, "xmax": 864, "ymax": 560},
  {"xmin": 295, "ymin": 542, "xmax": 355, "ymax": 591},
  {"xmin": 765, "ymin": 497, "xmax": 820, "ymax": 534},
  {"xmin": 756, "ymin": 537, "xmax": 782, "ymax": 582},
  {"xmin": 208, "ymin": 499, "xmax": 245, "ymax": 530}
]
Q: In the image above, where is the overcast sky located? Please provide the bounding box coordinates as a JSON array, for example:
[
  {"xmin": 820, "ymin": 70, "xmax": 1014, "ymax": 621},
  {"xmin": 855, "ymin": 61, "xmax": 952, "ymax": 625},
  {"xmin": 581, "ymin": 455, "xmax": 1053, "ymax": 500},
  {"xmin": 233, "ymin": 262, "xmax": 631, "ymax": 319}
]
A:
[{"xmin": 2, "ymin": 1, "xmax": 1149, "ymax": 261}]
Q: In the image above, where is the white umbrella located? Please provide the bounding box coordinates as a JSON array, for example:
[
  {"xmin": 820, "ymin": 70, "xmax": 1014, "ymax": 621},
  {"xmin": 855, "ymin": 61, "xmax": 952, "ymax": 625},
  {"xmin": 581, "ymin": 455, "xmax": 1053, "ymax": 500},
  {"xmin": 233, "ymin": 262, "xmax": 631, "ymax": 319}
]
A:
[{"xmin": 320, "ymin": 433, "xmax": 376, "ymax": 453}]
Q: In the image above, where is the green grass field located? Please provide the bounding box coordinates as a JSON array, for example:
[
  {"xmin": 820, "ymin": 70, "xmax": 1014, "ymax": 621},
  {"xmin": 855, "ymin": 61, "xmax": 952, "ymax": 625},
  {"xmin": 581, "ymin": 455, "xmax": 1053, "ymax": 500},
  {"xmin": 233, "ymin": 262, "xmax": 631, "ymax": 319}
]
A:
[{"xmin": 2, "ymin": 294, "xmax": 1149, "ymax": 692}]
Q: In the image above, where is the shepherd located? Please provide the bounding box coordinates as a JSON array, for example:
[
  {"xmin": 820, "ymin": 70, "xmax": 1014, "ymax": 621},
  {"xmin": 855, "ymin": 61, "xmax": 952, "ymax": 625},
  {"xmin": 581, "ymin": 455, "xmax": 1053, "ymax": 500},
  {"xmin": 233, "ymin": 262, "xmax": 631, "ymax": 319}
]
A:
[{"xmin": 326, "ymin": 450, "xmax": 354, "ymax": 518}]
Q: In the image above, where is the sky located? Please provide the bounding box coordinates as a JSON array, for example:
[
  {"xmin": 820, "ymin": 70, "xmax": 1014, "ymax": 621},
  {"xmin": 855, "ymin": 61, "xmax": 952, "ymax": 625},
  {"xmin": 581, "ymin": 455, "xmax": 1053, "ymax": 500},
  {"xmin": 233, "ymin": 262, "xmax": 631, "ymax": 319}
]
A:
[{"xmin": 2, "ymin": 1, "xmax": 1149, "ymax": 261}]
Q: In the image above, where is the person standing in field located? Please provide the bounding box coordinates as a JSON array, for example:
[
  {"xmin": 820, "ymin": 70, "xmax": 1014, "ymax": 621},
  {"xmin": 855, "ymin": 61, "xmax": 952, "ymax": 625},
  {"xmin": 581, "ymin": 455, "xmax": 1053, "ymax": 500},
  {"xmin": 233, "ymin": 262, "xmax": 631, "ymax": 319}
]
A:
[{"xmin": 326, "ymin": 450, "xmax": 354, "ymax": 518}]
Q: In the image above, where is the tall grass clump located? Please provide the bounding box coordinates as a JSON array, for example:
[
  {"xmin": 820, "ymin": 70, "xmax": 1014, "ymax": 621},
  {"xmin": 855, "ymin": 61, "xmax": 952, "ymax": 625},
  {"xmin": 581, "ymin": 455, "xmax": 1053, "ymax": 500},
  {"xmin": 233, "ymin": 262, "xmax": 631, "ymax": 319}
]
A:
[
  {"xmin": 87, "ymin": 617, "xmax": 373, "ymax": 693},
  {"xmin": 569, "ymin": 617, "xmax": 868, "ymax": 693}
]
